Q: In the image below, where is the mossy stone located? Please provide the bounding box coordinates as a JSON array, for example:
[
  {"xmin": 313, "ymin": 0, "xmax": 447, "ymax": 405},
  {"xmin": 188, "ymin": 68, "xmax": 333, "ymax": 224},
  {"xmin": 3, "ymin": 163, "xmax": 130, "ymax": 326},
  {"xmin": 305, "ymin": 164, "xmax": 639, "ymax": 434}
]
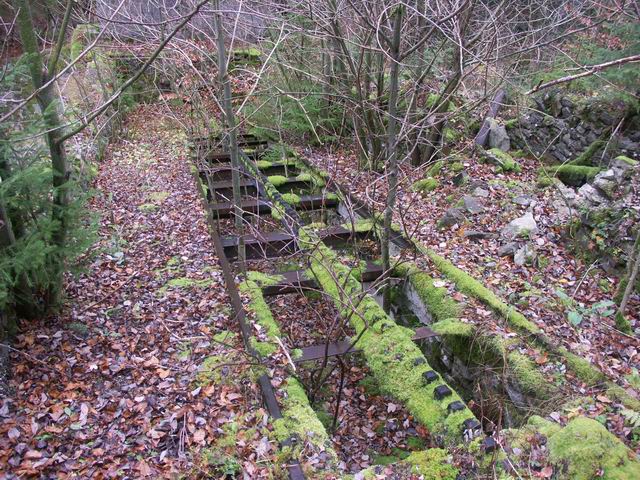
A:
[
  {"xmin": 412, "ymin": 178, "xmax": 439, "ymax": 194},
  {"xmin": 548, "ymin": 417, "xmax": 640, "ymax": 479}
]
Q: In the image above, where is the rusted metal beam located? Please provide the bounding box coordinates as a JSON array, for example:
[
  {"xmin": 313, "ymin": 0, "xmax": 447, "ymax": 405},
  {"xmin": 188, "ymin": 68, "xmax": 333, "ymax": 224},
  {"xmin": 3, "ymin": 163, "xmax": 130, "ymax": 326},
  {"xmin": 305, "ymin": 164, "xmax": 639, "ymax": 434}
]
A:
[{"xmin": 294, "ymin": 326, "xmax": 438, "ymax": 363}]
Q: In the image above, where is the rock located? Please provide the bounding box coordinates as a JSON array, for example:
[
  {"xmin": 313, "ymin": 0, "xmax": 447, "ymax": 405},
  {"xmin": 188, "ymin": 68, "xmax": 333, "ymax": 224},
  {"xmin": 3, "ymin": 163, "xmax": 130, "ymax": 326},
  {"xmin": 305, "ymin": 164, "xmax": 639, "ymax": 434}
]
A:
[
  {"xmin": 473, "ymin": 187, "xmax": 490, "ymax": 198},
  {"xmin": 593, "ymin": 174, "xmax": 616, "ymax": 199},
  {"xmin": 464, "ymin": 230, "xmax": 495, "ymax": 241},
  {"xmin": 438, "ymin": 208, "xmax": 465, "ymax": 229},
  {"xmin": 487, "ymin": 118, "xmax": 511, "ymax": 151},
  {"xmin": 481, "ymin": 148, "xmax": 520, "ymax": 172},
  {"xmin": 501, "ymin": 212, "xmax": 538, "ymax": 239},
  {"xmin": 612, "ymin": 155, "xmax": 638, "ymax": 182},
  {"xmin": 498, "ymin": 242, "xmax": 518, "ymax": 257},
  {"xmin": 576, "ymin": 184, "xmax": 608, "ymax": 207},
  {"xmin": 514, "ymin": 244, "xmax": 536, "ymax": 266},
  {"xmin": 463, "ymin": 196, "xmax": 484, "ymax": 214},
  {"xmin": 513, "ymin": 195, "xmax": 535, "ymax": 206},
  {"xmin": 452, "ymin": 172, "xmax": 468, "ymax": 186}
]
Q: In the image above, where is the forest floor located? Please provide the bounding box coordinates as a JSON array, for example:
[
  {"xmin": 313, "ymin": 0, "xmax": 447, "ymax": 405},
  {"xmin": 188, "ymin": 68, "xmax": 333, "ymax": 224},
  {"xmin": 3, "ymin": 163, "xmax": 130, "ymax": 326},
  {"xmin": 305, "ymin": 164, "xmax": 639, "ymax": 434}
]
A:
[{"xmin": 0, "ymin": 106, "xmax": 278, "ymax": 478}]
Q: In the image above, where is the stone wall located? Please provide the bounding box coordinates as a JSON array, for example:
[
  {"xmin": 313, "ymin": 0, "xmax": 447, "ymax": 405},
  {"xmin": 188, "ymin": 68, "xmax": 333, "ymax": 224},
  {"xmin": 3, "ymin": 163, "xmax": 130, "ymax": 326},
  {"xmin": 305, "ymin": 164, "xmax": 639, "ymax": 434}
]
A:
[{"xmin": 508, "ymin": 91, "xmax": 640, "ymax": 165}]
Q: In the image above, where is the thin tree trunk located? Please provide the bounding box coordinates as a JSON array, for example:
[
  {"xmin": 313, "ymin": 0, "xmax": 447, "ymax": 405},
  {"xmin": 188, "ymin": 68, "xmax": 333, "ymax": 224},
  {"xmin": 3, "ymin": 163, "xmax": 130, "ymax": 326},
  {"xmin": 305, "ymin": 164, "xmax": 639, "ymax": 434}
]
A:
[
  {"xmin": 615, "ymin": 230, "xmax": 640, "ymax": 333},
  {"xmin": 213, "ymin": 0, "xmax": 245, "ymax": 270},
  {"xmin": 14, "ymin": 0, "xmax": 73, "ymax": 308},
  {"xmin": 381, "ymin": 6, "xmax": 403, "ymax": 313}
]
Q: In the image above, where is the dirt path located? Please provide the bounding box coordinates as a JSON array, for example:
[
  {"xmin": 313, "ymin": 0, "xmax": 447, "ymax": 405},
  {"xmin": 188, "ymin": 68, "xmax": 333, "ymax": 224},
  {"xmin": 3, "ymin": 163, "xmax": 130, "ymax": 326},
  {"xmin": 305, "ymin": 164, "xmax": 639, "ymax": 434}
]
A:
[{"xmin": 0, "ymin": 106, "xmax": 274, "ymax": 478}]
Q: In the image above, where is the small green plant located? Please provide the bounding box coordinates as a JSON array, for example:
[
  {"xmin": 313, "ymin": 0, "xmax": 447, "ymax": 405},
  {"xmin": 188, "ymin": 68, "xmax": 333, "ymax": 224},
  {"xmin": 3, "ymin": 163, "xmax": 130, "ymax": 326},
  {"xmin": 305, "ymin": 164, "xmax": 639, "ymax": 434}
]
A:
[{"xmin": 554, "ymin": 289, "xmax": 615, "ymax": 327}]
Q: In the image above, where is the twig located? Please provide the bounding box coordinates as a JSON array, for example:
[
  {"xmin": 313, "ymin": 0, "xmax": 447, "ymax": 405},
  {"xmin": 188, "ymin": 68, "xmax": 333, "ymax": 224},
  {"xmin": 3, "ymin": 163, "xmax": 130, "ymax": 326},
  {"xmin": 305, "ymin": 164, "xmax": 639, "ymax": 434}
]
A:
[
  {"xmin": 79, "ymin": 271, "xmax": 139, "ymax": 313},
  {"xmin": 0, "ymin": 343, "xmax": 60, "ymax": 372}
]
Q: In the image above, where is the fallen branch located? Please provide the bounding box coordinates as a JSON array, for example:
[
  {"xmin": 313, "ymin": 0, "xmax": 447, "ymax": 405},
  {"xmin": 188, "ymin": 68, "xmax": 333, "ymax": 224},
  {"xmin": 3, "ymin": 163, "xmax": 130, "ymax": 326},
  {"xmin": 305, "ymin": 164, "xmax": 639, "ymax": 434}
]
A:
[{"xmin": 526, "ymin": 54, "xmax": 640, "ymax": 95}]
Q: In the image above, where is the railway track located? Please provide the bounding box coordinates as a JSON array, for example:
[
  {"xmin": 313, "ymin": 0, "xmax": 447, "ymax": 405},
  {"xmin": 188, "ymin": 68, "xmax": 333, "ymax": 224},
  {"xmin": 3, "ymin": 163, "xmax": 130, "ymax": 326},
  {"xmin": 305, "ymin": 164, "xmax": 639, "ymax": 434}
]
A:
[{"xmin": 188, "ymin": 133, "xmax": 495, "ymax": 478}]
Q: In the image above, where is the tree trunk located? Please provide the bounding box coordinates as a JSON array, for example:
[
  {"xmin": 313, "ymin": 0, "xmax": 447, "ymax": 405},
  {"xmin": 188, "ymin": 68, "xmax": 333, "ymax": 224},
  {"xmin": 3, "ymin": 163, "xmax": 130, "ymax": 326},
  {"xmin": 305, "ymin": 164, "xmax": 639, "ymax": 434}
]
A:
[
  {"xmin": 381, "ymin": 6, "xmax": 403, "ymax": 313},
  {"xmin": 14, "ymin": 0, "xmax": 73, "ymax": 308},
  {"xmin": 213, "ymin": 0, "xmax": 245, "ymax": 270}
]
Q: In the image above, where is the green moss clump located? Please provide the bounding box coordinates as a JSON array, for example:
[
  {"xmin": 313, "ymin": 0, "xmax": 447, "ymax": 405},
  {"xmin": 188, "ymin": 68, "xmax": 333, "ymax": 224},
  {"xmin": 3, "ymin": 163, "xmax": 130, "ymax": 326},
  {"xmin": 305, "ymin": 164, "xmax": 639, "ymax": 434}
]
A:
[
  {"xmin": 138, "ymin": 203, "xmax": 158, "ymax": 213},
  {"xmin": 615, "ymin": 155, "xmax": 638, "ymax": 167},
  {"xmin": 444, "ymin": 128, "xmax": 460, "ymax": 143},
  {"xmin": 281, "ymin": 193, "xmax": 301, "ymax": 205},
  {"xmin": 267, "ymin": 175, "xmax": 288, "ymax": 187},
  {"xmin": 548, "ymin": 417, "xmax": 640, "ymax": 479},
  {"xmin": 341, "ymin": 218, "xmax": 376, "ymax": 234},
  {"xmin": 568, "ymin": 139, "xmax": 606, "ymax": 166},
  {"xmin": 450, "ymin": 161, "xmax": 464, "ymax": 173},
  {"xmin": 614, "ymin": 311, "xmax": 632, "ymax": 334},
  {"xmin": 557, "ymin": 347, "xmax": 605, "ymax": 385},
  {"xmin": 239, "ymin": 280, "xmax": 282, "ymax": 358},
  {"xmin": 536, "ymin": 174, "xmax": 556, "ymax": 188},
  {"xmin": 413, "ymin": 177, "xmax": 439, "ymax": 194},
  {"xmin": 549, "ymin": 165, "xmax": 601, "ymax": 187},
  {"xmin": 483, "ymin": 148, "xmax": 521, "ymax": 172},
  {"xmin": 406, "ymin": 449, "xmax": 458, "ymax": 479},
  {"xmin": 427, "ymin": 160, "xmax": 444, "ymax": 177},
  {"xmin": 504, "ymin": 118, "xmax": 519, "ymax": 129},
  {"xmin": 246, "ymin": 271, "xmax": 284, "ymax": 287},
  {"xmin": 273, "ymin": 378, "xmax": 337, "ymax": 462}
]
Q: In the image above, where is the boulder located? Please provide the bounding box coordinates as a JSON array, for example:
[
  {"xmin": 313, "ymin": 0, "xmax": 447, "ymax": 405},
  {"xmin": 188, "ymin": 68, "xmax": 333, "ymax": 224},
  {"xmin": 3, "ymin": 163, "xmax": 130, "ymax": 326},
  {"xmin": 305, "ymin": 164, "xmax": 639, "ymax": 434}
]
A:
[
  {"xmin": 513, "ymin": 195, "xmax": 535, "ymax": 207},
  {"xmin": 501, "ymin": 212, "xmax": 538, "ymax": 239},
  {"xmin": 498, "ymin": 242, "xmax": 518, "ymax": 257},
  {"xmin": 487, "ymin": 118, "xmax": 511, "ymax": 151},
  {"xmin": 576, "ymin": 184, "xmax": 608, "ymax": 208},
  {"xmin": 472, "ymin": 187, "xmax": 490, "ymax": 198},
  {"xmin": 463, "ymin": 196, "xmax": 484, "ymax": 214},
  {"xmin": 438, "ymin": 208, "xmax": 465, "ymax": 229}
]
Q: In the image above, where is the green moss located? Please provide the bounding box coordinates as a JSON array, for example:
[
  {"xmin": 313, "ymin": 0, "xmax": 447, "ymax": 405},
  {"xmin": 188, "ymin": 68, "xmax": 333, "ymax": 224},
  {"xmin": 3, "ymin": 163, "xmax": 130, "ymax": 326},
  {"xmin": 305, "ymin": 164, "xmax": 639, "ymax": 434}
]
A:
[
  {"xmin": 413, "ymin": 177, "xmax": 439, "ymax": 194},
  {"xmin": 427, "ymin": 160, "xmax": 444, "ymax": 177},
  {"xmin": 138, "ymin": 203, "xmax": 158, "ymax": 213},
  {"xmin": 483, "ymin": 148, "xmax": 521, "ymax": 172},
  {"xmin": 303, "ymin": 236, "xmax": 477, "ymax": 441},
  {"xmin": 450, "ymin": 162, "xmax": 464, "ymax": 173},
  {"xmin": 267, "ymin": 175, "xmax": 288, "ymax": 187},
  {"xmin": 274, "ymin": 378, "xmax": 336, "ymax": 456},
  {"xmin": 256, "ymin": 160, "xmax": 272, "ymax": 169},
  {"xmin": 249, "ymin": 337, "xmax": 278, "ymax": 357},
  {"xmin": 281, "ymin": 193, "xmax": 301, "ymax": 204},
  {"xmin": 549, "ymin": 165, "xmax": 602, "ymax": 187},
  {"xmin": 568, "ymin": 139, "xmax": 606, "ymax": 166},
  {"xmin": 558, "ymin": 347, "xmax": 605, "ymax": 385},
  {"xmin": 397, "ymin": 264, "xmax": 461, "ymax": 321},
  {"xmin": 443, "ymin": 128, "xmax": 460, "ymax": 143},
  {"xmin": 508, "ymin": 352, "xmax": 551, "ymax": 398},
  {"xmin": 430, "ymin": 319, "xmax": 474, "ymax": 337},
  {"xmin": 606, "ymin": 385, "xmax": 640, "ymax": 411},
  {"xmin": 615, "ymin": 155, "xmax": 638, "ymax": 167},
  {"xmin": 405, "ymin": 449, "xmax": 458, "ymax": 479},
  {"xmin": 548, "ymin": 417, "xmax": 640, "ymax": 479},
  {"xmin": 295, "ymin": 170, "xmax": 326, "ymax": 187},
  {"xmin": 147, "ymin": 191, "xmax": 170, "ymax": 203},
  {"xmin": 527, "ymin": 415, "xmax": 561, "ymax": 437},
  {"xmin": 424, "ymin": 248, "xmax": 541, "ymax": 335},
  {"xmin": 159, "ymin": 276, "xmax": 212, "ymax": 295},
  {"xmin": 246, "ymin": 271, "xmax": 284, "ymax": 287},
  {"xmin": 615, "ymin": 311, "xmax": 632, "ymax": 334},
  {"xmin": 504, "ymin": 118, "xmax": 519, "ymax": 129},
  {"xmin": 239, "ymin": 280, "xmax": 282, "ymax": 353},
  {"xmin": 341, "ymin": 218, "xmax": 376, "ymax": 234}
]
